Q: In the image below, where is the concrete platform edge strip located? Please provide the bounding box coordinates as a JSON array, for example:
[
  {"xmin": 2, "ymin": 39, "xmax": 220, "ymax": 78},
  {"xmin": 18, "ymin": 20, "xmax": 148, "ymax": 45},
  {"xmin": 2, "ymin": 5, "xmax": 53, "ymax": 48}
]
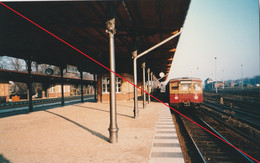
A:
[{"xmin": 148, "ymin": 108, "xmax": 184, "ymax": 163}]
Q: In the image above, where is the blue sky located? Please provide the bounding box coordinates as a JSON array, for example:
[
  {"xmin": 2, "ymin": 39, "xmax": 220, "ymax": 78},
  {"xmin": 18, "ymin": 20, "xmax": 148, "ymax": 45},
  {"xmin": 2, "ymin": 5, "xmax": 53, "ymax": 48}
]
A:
[{"xmin": 168, "ymin": 0, "xmax": 259, "ymax": 82}]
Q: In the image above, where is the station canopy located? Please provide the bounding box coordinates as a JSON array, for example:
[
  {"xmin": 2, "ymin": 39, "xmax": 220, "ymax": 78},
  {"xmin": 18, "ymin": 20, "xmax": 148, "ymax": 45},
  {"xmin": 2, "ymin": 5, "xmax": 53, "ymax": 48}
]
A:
[{"xmin": 0, "ymin": 0, "xmax": 191, "ymax": 80}]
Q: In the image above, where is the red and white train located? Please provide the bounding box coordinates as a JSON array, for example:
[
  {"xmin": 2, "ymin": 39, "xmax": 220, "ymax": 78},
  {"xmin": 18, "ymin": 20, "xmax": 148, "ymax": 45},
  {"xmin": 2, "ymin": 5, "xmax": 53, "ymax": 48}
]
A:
[{"xmin": 166, "ymin": 77, "xmax": 203, "ymax": 109}]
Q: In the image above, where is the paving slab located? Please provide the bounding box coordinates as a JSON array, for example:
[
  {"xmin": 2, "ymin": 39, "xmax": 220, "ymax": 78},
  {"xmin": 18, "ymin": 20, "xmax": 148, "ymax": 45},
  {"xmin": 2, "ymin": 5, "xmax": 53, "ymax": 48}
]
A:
[
  {"xmin": 0, "ymin": 101, "xmax": 184, "ymax": 163},
  {"xmin": 149, "ymin": 106, "xmax": 184, "ymax": 163},
  {"xmin": 0, "ymin": 101, "xmax": 160, "ymax": 162}
]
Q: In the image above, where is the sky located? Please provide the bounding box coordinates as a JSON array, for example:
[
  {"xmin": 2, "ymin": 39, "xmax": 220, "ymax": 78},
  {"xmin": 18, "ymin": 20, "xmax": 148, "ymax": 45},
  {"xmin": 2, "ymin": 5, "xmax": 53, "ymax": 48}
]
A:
[{"xmin": 168, "ymin": 0, "xmax": 259, "ymax": 82}]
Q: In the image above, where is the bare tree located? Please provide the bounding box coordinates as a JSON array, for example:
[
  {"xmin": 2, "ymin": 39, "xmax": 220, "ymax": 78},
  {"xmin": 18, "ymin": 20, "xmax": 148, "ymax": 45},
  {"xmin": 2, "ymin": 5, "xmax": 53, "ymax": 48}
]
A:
[
  {"xmin": 83, "ymin": 72, "xmax": 94, "ymax": 80},
  {"xmin": 0, "ymin": 56, "xmax": 8, "ymax": 69},
  {"xmin": 7, "ymin": 58, "xmax": 27, "ymax": 97},
  {"xmin": 10, "ymin": 58, "xmax": 26, "ymax": 71},
  {"xmin": 32, "ymin": 62, "xmax": 50, "ymax": 74}
]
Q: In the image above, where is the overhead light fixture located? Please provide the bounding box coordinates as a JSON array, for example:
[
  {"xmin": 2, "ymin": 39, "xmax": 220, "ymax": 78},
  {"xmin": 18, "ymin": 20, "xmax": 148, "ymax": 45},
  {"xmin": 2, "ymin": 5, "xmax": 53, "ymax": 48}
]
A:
[{"xmin": 169, "ymin": 48, "xmax": 176, "ymax": 52}]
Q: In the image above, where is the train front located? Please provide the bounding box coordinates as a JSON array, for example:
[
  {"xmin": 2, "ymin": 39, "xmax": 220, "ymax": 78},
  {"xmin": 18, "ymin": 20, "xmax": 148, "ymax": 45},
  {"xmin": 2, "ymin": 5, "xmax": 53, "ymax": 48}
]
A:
[{"xmin": 169, "ymin": 78, "xmax": 203, "ymax": 109}]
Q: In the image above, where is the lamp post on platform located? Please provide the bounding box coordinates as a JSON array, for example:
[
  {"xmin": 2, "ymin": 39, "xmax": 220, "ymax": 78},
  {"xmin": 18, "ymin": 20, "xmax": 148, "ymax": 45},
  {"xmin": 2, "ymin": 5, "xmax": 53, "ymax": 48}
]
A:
[
  {"xmin": 222, "ymin": 69, "xmax": 225, "ymax": 89},
  {"xmin": 106, "ymin": 16, "xmax": 119, "ymax": 143},
  {"xmin": 241, "ymin": 64, "xmax": 244, "ymax": 90},
  {"xmin": 142, "ymin": 62, "xmax": 147, "ymax": 108},
  {"xmin": 147, "ymin": 68, "xmax": 151, "ymax": 104},
  {"xmin": 132, "ymin": 28, "xmax": 182, "ymax": 118},
  {"xmin": 215, "ymin": 57, "xmax": 218, "ymax": 93}
]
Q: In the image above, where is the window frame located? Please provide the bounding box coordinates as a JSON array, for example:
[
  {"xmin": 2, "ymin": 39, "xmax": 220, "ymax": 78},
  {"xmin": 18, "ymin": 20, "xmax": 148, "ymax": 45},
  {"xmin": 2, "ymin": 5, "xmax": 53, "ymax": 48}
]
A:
[
  {"xmin": 102, "ymin": 77, "xmax": 122, "ymax": 93},
  {"xmin": 50, "ymin": 84, "xmax": 55, "ymax": 93}
]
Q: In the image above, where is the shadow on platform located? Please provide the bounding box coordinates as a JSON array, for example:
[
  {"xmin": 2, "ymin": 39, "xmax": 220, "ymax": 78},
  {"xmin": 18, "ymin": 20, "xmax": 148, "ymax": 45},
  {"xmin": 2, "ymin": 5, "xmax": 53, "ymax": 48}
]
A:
[
  {"xmin": 0, "ymin": 154, "xmax": 10, "ymax": 163},
  {"xmin": 73, "ymin": 104, "xmax": 133, "ymax": 119},
  {"xmin": 44, "ymin": 110, "xmax": 109, "ymax": 142}
]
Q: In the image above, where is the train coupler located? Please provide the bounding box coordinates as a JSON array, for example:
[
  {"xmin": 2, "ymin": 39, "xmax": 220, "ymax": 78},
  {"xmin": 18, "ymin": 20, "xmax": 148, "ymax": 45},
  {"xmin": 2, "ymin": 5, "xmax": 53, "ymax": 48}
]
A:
[{"xmin": 184, "ymin": 102, "xmax": 190, "ymax": 106}]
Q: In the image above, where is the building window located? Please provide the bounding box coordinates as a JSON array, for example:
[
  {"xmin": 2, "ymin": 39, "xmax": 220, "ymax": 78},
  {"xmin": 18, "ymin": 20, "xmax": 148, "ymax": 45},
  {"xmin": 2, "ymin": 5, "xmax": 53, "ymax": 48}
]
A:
[
  {"xmin": 102, "ymin": 77, "xmax": 110, "ymax": 93},
  {"xmin": 50, "ymin": 84, "xmax": 55, "ymax": 93},
  {"xmin": 116, "ymin": 77, "xmax": 122, "ymax": 92},
  {"xmin": 102, "ymin": 77, "xmax": 121, "ymax": 93},
  {"xmin": 64, "ymin": 85, "xmax": 69, "ymax": 93}
]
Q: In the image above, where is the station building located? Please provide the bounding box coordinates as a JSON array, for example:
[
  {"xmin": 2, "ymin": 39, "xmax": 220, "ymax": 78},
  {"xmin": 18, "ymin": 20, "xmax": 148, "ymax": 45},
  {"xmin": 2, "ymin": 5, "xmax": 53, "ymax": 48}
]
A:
[
  {"xmin": 0, "ymin": 82, "xmax": 10, "ymax": 102},
  {"xmin": 97, "ymin": 73, "xmax": 142, "ymax": 102}
]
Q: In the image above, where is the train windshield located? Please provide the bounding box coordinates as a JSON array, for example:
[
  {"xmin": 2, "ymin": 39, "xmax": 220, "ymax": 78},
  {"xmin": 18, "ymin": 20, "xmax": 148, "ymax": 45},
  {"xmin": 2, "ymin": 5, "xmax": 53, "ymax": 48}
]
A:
[
  {"xmin": 170, "ymin": 82, "xmax": 178, "ymax": 90},
  {"xmin": 193, "ymin": 82, "xmax": 201, "ymax": 91},
  {"xmin": 180, "ymin": 81, "xmax": 191, "ymax": 91}
]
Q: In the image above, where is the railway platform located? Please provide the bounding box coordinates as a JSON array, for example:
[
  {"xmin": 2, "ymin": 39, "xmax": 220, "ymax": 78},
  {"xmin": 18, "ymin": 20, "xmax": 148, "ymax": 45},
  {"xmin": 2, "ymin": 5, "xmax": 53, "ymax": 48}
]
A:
[{"xmin": 0, "ymin": 101, "xmax": 184, "ymax": 162}]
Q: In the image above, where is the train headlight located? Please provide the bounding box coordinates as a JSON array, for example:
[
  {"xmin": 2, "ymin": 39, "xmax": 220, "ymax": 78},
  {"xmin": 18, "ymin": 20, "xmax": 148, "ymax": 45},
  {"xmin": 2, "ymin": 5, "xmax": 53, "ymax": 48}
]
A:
[
  {"xmin": 194, "ymin": 95, "xmax": 198, "ymax": 100},
  {"xmin": 174, "ymin": 96, "xmax": 178, "ymax": 100}
]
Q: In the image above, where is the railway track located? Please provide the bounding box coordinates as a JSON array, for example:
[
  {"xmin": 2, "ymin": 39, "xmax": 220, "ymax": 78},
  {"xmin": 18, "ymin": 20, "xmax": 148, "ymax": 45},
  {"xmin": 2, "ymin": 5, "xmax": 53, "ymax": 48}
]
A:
[
  {"xmin": 203, "ymin": 101, "xmax": 260, "ymax": 130},
  {"xmin": 175, "ymin": 113, "xmax": 256, "ymax": 163},
  {"xmin": 0, "ymin": 95, "xmax": 94, "ymax": 109},
  {"xmin": 198, "ymin": 106, "xmax": 260, "ymax": 147},
  {"xmin": 203, "ymin": 93, "xmax": 260, "ymax": 114},
  {"xmin": 204, "ymin": 96, "xmax": 259, "ymax": 115},
  {"xmin": 0, "ymin": 95, "xmax": 94, "ymax": 115}
]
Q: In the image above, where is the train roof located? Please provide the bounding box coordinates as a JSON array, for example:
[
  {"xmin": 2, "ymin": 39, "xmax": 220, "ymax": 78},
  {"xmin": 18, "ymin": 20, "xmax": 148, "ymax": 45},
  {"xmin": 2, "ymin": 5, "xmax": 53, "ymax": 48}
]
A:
[{"xmin": 168, "ymin": 77, "xmax": 202, "ymax": 82}]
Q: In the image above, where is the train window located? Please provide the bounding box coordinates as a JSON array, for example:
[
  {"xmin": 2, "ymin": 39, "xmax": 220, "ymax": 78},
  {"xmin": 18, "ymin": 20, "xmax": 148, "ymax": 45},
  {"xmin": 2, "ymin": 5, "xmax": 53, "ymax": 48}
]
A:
[
  {"xmin": 180, "ymin": 81, "xmax": 191, "ymax": 91},
  {"xmin": 180, "ymin": 84, "xmax": 191, "ymax": 91},
  {"xmin": 193, "ymin": 82, "xmax": 201, "ymax": 91},
  {"xmin": 170, "ymin": 82, "xmax": 178, "ymax": 90}
]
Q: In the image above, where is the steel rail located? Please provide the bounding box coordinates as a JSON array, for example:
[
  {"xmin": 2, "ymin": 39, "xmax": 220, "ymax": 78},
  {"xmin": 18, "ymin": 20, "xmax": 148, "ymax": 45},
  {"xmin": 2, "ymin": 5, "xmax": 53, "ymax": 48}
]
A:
[
  {"xmin": 199, "ymin": 107, "xmax": 260, "ymax": 146},
  {"xmin": 203, "ymin": 102, "xmax": 260, "ymax": 129},
  {"xmin": 204, "ymin": 100, "xmax": 260, "ymax": 119},
  {"xmin": 200, "ymin": 118, "xmax": 255, "ymax": 163},
  {"xmin": 175, "ymin": 114, "xmax": 206, "ymax": 163},
  {"xmin": 0, "ymin": 95, "xmax": 94, "ymax": 110},
  {"xmin": 179, "ymin": 113, "xmax": 255, "ymax": 162}
]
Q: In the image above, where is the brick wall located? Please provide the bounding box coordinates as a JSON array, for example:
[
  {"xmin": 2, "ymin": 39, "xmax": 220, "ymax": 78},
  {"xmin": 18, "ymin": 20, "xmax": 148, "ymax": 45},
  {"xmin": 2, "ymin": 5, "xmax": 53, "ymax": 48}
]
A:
[
  {"xmin": 97, "ymin": 73, "xmax": 141, "ymax": 102},
  {"xmin": 0, "ymin": 83, "xmax": 10, "ymax": 102}
]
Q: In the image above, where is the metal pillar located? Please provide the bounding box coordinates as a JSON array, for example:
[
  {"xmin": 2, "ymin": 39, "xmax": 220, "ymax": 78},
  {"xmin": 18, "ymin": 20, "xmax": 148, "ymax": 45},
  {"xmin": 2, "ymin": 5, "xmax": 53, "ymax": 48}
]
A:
[
  {"xmin": 43, "ymin": 83, "xmax": 48, "ymax": 98},
  {"xmin": 142, "ymin": 62, "xmax": 147, "ymax": 108},
  {"xmin": 132, "ymin": 28, "xmax": 182, "ymax": 116},
  {"xmin": 147, "ymin": 68, "xmax": 150, "ymax": 104},
  {"xmin": 241, "ymin": 64, "xmax": 244, "ymax": 90},
  {"xmin": 222, "ymin": 70, "xmax": 225, "ymax": 89},
  {"xmin": 94, "ymin": 74, "xmax": 97, "ymax": 102},
  {"xmin": 60, "ymin": 67, "xmax": 65, "ymax": 106},
  {"xmin": 106, "ymin": 17, "xmax": 119, "ymax": 143},
  {"xmin": 26, "ymin": 60, "xmax": 33, "ymax": 112},
  {"xmin": 132, "ymin": 50, "xmax": 138, "ymax": 118},
  {"xmin": 151, "ymin": 72, "xmax": 153, "ymax": 94},
  {"xmin": 80, "ymin": 71, "xmax": 84, "ymax": 103},
  {"xmin": 214, "ymin": 57, "xmax": 218, "ymax": 94}
]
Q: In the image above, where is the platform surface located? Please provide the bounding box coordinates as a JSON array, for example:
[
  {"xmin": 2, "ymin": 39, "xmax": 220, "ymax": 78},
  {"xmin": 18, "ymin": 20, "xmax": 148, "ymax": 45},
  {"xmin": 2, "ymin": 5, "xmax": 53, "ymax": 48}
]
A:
[
  {"xmin": 0, "ymin": 101, "xmax": 183, "ymax": 162},
  {"xmin": 149, "ymin": 105, "xmax": 184, "ymax": 163}
]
